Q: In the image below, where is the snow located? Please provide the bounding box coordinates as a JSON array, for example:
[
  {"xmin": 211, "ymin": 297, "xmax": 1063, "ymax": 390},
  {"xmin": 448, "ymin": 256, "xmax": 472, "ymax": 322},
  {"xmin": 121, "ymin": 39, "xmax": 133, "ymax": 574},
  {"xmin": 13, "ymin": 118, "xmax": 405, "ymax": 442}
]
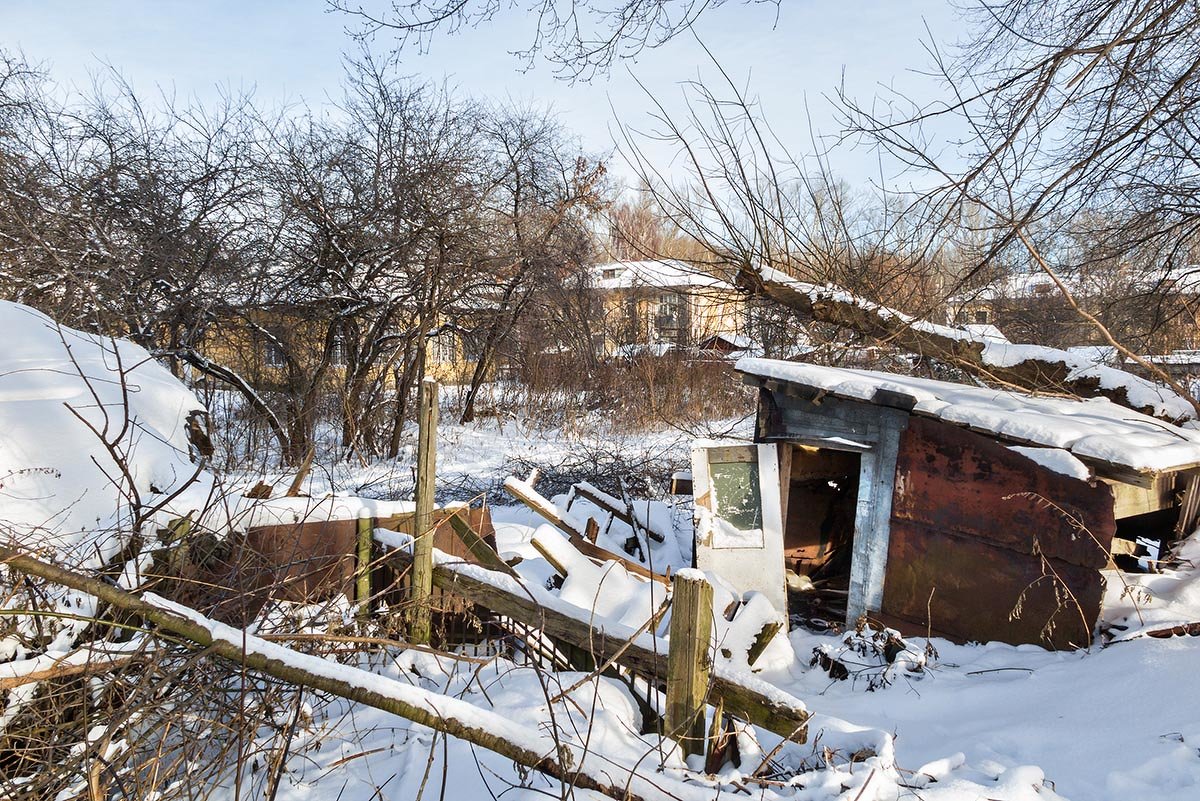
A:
[
  {"xmin": 1007, "ymin": 446, "xmax": 1092, "ymax": 481},
  {"xmin": 593, "ymin": 259, "xmax": 734, "ymax": 291},
  {"xmin": 961, "ymin": 323, "xmax": 1008, "ymax": 342},
  {"xmin": 737, "ymin": 357, "xmax": 1200, "ymax": 475},
  {"xmin": 754, "ymin": 263, "xmax": 1195, "ymax": 422},
  {"xmin": 0, "ymin": 301, "xmax": 205, "ymax": 566},
  {"xmin": 9, "ymin": 299, "xmax": 1200, "ymax": 801}
]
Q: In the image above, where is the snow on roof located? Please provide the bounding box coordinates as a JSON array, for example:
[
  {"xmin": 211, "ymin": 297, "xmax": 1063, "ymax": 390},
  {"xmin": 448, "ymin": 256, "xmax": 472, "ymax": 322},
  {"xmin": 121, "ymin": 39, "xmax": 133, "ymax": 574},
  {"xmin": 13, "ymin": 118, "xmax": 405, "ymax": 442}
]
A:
[
  {"xmin": 593, "ymin": 260, "xmax": 733, "ymax": 291},
  {"xmin": 960, "ymin": 323, "xmax": 1008, "ymax": 342},
  {"xmin": 736, "ymin": 357, "xmax": 1200, "ymax": 476}
]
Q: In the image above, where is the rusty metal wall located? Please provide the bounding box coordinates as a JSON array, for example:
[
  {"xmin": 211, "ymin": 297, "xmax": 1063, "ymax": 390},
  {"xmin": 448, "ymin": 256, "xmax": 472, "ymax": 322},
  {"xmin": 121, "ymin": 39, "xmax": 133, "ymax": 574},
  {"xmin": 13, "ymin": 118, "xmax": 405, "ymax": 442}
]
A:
[{"xmin": 883, "ymin": 416, "xmax": 1116, "ymax": 648}]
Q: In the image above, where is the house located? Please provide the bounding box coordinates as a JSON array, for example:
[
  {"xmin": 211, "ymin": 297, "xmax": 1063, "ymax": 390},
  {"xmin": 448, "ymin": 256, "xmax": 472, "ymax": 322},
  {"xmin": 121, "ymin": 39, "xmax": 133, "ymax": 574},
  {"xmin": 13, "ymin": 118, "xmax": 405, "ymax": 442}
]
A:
[
  {"xmin": 197, "ymin": 306, "xmax": 480, "ymax": 390},
  {"xmin": 946, "ymin": 265, "xmax": 1200, "ymax": 351},
  {"xmin": 692, "ymin": 358, "xmax": 1200, "ymax": 649},
  {"xmin": 592, "ymin": 260, "xmax": 748, "ymax": 355}
]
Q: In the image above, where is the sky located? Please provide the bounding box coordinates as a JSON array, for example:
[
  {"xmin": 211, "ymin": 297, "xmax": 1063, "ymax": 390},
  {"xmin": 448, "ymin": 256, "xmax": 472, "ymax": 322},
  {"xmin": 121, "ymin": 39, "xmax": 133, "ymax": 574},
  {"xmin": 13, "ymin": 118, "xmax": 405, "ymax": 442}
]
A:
[{"xmin": 2, "ymin": 1, "xmax": 966, "ymax": 190}]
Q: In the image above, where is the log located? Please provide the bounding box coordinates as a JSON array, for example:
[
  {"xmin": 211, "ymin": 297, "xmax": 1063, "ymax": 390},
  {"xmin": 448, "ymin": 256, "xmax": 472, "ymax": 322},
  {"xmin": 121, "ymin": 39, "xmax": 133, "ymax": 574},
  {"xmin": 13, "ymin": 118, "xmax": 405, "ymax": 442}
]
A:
[
  {"xmin": 739, "ymin": 265, "xmax": 1195, "ymax": 422},
  {"xmin": 665, "ymin": 571, "xmax": 713, "ymax": 757},
  {"xmin": 382, "ymin": 538, "xmax": 809, "ymax": 742},
  {"xmin": 0, "ymin": 544, "xmax": 692, "ymax": 801}
]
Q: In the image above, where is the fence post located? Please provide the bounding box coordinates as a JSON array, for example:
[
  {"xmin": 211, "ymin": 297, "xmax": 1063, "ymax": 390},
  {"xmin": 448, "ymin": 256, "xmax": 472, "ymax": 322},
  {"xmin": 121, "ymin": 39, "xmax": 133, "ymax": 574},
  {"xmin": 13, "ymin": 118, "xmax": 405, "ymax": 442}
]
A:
[
  {"xmin": 410, "ymin": 377, "xmax": 439, "ymax": 645},
  {"xmin": 665, "ymin": 569, "xmax": 713, "ymax": 760},
  {"xmin": 356, "ymin": 514, "xmax": 374, "ymax": 619}
]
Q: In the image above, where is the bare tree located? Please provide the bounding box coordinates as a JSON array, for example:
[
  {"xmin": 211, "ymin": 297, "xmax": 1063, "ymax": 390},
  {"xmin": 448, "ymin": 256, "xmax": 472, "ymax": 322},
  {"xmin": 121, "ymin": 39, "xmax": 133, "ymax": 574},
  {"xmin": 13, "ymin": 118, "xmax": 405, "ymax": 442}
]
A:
[
  {"xmin": 457, "ymin": 104, "xmax": 606, "ymax": 423},
  {"xmin": 330, "ymin": 0, "xmax": 780, "ymax": 79},
  {"xmin": 837, "ymin": 0, "xmax": 1200, "ymax": 409},
  {"xmin": 617, "ymin": 51, "xmax": 1199, "ymax": 418}
]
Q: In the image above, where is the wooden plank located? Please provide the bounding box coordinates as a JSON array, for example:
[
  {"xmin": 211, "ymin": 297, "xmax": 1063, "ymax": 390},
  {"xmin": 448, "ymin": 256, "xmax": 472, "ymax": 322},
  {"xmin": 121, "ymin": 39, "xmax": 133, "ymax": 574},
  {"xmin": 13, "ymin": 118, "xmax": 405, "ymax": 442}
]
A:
[
  {"xmin": 504, "ymin": 477, "xmax": 669, "ymax": 584},
  {"xmin": 846, "ymin": 409, "xmax": 907, "ymax": 622},
  {"xmin": 1175, "ymin": 472, "xmax": 1200, "ymax": 537},
  {"xmin": 381, "ymin": 542, "xmax": 809, "ymax": 742},
  {"xmin": 665, "ymin": 571, "xmax": 713, "ymax": 757},
  {"xmin": 746, "ymin": 621, "xmax": 782, "ymax": 667},
  {"xmin": 447, "ymin": 513, "xmax": 518, "ymax": 577},
  {"xmin": 410, "ymin": 377, "xmax": 439, "ymax": 645},
  {"xmin": 1102, "ymin": 476, "xmax": 1176, "ymax": 520},
  {"xmin": 573, "ymin": 482, "xmax": 665, "ymax": 543}
]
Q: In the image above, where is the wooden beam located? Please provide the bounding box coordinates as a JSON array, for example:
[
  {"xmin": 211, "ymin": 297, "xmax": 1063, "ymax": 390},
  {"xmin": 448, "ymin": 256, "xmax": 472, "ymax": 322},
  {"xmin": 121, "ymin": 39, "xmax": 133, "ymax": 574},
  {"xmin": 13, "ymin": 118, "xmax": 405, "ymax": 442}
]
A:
[
  {"xmin": 410, "ymin": 377, "xmax": 439, "ymax": 645},
  {"xmin": 665, "ymin": 571, "xmax": 713, "ymax": 757},
  {"xmin": 1102, "ymin": 475, "xmax": 1176, "ymax": 520},
  {"xmin": 447, "ymin": 512, "xmax": 518, "ymax": 577},
  {"xmin": 0, "ymin": 545, "xmax": 687, "ymax": 801},
  {"xmin": 572, "ymin": 482, "xmax": 665, "ymax": 543},
  {"xmin": 504, "ymin": 477, "xmax": 668, "ymax": 584},
  {"xmin": 382, "ymin": 540, "xmax": 809, "ymax": 742}
]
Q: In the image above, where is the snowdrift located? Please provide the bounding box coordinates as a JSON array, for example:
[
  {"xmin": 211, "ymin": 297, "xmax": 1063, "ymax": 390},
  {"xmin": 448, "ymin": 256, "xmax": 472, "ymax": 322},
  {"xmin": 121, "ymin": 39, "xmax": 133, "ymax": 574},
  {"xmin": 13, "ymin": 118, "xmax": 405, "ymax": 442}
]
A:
[{"xmin": 0, "ymin": 301, "xmax": 206, "ymax": 566}]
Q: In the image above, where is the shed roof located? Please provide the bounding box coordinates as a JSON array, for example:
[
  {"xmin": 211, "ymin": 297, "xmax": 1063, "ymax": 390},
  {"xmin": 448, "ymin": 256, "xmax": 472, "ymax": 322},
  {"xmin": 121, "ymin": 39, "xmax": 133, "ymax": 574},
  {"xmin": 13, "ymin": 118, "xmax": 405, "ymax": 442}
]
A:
[{"xmin": 737, "ymin": 357, "xmax": 1200, "ymax": 480}]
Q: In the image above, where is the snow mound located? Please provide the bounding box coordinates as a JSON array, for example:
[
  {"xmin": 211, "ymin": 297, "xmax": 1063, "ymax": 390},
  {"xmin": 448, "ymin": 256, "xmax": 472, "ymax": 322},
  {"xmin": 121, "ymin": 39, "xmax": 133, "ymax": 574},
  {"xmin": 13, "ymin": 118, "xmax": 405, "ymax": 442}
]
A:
[{"xmin": 0, "ymin": 301, "xmax": 205, "ymax": 565}]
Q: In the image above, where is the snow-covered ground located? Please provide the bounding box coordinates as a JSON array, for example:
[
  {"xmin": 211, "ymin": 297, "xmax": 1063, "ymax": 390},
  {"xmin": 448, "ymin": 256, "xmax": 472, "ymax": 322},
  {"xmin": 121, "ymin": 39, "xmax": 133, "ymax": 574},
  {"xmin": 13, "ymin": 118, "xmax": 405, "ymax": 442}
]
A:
[{"xmin": 4, "ymin": 299, "xmax": 1200, "ymax": 800}]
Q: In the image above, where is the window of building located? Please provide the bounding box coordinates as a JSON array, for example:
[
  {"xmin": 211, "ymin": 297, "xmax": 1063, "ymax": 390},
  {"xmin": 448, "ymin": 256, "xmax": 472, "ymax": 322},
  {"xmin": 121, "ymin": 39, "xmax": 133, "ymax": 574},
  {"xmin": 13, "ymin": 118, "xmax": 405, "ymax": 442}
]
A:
[
  {"xmin": 657, "ymin": 292, "xmax": 679, "ymax": 320},
  {"xmin": 602, "ymin": 268, "xmax": 620, "ymax": 280},
  {"xmin": 973, "ymin": 310, "xmax": 989, "ymax": 325},
  {"xmin": 264, "ymin": 341, "xmax": 286, "ymax": 368}
]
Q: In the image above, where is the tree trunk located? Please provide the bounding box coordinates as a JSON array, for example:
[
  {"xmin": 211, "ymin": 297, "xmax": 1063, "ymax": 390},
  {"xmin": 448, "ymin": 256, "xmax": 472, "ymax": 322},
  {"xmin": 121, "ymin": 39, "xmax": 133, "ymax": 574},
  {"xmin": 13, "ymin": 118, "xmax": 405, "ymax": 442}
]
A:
[{"xmin": 739, "ymin": 264, "xmax": 1198, "ymax": 422}]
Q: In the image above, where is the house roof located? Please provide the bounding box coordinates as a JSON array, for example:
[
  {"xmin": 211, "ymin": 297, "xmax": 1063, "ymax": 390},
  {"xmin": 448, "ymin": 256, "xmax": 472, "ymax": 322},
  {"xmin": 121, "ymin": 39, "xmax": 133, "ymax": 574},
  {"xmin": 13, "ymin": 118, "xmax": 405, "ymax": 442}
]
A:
[
  {"xmin": 736, "ymin": 357, "xmax": 1200, "ymax": 479},
  {"xmin": 593, "ymin": 260, "xmax": 733, "ymax": 291}
]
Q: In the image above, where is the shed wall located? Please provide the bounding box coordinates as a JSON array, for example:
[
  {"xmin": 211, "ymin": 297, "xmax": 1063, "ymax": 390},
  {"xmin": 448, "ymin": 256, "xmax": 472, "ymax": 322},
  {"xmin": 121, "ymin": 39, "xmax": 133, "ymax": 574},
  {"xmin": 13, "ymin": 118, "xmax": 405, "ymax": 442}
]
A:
[{"xmin": 883, "ymin": 417, "xmax": 1116, "ymax": 648}]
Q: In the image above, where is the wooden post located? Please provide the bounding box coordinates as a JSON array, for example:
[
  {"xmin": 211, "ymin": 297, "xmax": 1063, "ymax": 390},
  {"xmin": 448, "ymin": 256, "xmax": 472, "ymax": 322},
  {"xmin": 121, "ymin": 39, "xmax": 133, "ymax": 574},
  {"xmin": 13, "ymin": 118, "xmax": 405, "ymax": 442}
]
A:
[
  {"xmin": 356, "ymin": 514, "xmax": 373, "ymax": 619},
  {"xmin": 410, "ymin": 377, "xmax": 439, "ymax": 645},
  {"xmin": 666, "ymin": 569, "xmax": 713, "ymax": 759}
]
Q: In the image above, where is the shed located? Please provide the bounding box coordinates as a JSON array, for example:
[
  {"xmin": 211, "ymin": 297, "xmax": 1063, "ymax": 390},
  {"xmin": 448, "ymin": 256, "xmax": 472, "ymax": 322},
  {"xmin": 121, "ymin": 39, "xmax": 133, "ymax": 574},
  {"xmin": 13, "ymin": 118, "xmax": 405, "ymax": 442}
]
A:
[{"xmin": 691, "ymin": 358, "xmax": 1200, "ymax": 648}]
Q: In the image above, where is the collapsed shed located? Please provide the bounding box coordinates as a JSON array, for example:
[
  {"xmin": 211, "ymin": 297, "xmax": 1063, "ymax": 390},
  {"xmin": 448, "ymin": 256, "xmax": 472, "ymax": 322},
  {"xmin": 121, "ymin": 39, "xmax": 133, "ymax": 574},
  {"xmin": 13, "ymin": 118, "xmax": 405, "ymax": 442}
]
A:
[{"xmin": 692, "ymin": 358, "xmax": 1200, "ymax": 648}]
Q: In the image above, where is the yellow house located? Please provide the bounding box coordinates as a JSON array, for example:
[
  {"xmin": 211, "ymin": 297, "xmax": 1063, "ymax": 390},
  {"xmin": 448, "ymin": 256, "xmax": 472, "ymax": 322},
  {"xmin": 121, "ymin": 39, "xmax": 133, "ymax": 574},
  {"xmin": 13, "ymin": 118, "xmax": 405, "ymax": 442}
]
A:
[
  {"xmin": 196, "ymin": 307, "xmax": 479, "ymax": 391},
  {"xmin": 592, "ymin": 260, "xmax": 749, "ymax": 355}
]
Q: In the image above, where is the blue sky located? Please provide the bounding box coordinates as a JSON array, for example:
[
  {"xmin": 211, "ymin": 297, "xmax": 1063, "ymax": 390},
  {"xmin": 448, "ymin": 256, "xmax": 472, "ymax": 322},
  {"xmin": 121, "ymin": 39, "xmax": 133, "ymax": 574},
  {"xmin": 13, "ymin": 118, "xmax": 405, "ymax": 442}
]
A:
[{"xmin": 3, "ymin": 1, "xmax": 965, "ymax": 189}]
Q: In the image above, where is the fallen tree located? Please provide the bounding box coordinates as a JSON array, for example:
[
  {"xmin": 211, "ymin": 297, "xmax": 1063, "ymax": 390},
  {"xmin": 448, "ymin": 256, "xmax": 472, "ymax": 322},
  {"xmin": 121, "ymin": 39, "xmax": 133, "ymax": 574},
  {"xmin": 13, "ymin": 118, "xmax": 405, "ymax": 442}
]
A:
[
  {"xmin": 736, "ymin": 263, "xmax": 1199, "ymax": 423},
  {"xmin": 0, "ymin": 543, "xmax": 731, "ymax": 801}
]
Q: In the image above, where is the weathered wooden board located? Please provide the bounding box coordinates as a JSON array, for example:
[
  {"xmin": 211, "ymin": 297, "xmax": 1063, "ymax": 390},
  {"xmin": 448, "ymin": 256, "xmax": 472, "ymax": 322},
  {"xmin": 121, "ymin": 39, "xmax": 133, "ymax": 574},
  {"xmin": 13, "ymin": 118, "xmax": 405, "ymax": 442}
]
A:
[{"xmin": 185, "ymin": 507, "xmax": 495, "ymax": 626}]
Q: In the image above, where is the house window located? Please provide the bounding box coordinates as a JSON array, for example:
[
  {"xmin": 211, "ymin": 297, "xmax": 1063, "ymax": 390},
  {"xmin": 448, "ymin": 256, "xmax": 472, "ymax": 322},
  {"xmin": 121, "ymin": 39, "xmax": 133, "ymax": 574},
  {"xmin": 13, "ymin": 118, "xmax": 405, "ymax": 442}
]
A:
[
  {"xmin": 973, "ymin": 310, "xmax": 989, "ymax": 325},
  {"xmin": 264, "ymin": 341, "xmax": 286, "ymax": 368},
  {"xmin": 602, "ymin": 268, "xmax": 620, "ymax": 280},
  {"xmin": 657, "ymin": 293, "xmax": 679, "ymax": 320}
]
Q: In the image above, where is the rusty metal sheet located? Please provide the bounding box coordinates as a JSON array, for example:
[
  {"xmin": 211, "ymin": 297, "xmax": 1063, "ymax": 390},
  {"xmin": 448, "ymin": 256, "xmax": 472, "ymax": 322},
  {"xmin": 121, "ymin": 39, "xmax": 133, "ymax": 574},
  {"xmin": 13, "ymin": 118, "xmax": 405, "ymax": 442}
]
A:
[
  {"xmin": 882, "ymin": 520, "xmax": 1102, "ymax": 648},
  {"xmin": 891, "ymin": 417, "xmax": 1116, "ymax": 569},
  {"xmin": 882, "ymin": 417, "xmax": 1116, "ymax": 648},
  {"xmin": 185, "ymin": 507, "xmax": 496, "ymax": 626}
]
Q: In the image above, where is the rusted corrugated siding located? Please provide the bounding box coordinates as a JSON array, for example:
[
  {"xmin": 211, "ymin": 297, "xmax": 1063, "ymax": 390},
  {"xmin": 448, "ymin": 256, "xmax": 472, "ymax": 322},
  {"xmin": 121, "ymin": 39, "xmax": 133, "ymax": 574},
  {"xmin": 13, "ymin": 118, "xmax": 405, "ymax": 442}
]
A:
[{"xmin": 883, "ymin": 417, "xmax": 1116, "ymax": 648}]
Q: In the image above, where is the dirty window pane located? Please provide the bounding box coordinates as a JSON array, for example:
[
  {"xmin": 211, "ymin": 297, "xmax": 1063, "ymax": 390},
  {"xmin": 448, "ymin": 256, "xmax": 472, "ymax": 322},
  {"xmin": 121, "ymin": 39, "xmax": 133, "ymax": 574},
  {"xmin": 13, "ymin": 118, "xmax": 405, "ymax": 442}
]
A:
[{"xmin": 709, "ymin": 460, "xmax": 762, "ymax": 531}]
